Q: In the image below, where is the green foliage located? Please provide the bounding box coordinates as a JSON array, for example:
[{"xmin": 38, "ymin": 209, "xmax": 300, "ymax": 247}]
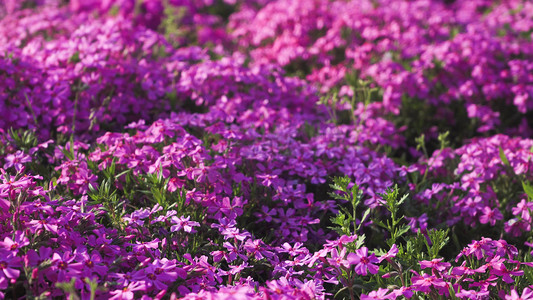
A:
[
  {"xmin": 425, "ymin": 229, "xmax": 450, "ymax": 259},
  {"xmin": 328, "ymin": 176, "xmax": 366, "ymax": 236},
  {"xmin": 55, "ymin": 278, "xmax": 80, "ymax": 300},
  {"xmin": 159, "ymin": 1, "xmax": 188, "ymax": 47},
  {"xmin": 522, "ymin": 181, "xmax": 533, "ymax": 201},
  {"xmin": 373, "ymin": 185, "xmax": 410, "ymax": 247},
  {"xmin": 345, "ymin": 71, "xmax": 380, "ymax": 107},
  {"xmin": 402, "ymin": 231, "xmax": 428, "ymax": 263},
  {"xmin": 499, "ymin": 146, "xmax": 511, "ymax": 167},
  {"xmin": 318, "ymin": 72, "xmax": 380, "ymax": 128},
  {"xmin": 394, "ymin": 94, "xmax": 474, "ymax": 163},
  {"xmin": 8, "ymin": 128, "xmax": 38, "ymax": 151},
  {"xmin": 319, "ymin": 91, "xmax": 341, "ymax": 125},
  {"xmin": 87, "ymin": 179, "xmax": 126, "ymax": 230},
  {"xmin": 327, "ymin": 178, "xmax": 456, "ymax": 299},
  {"xmin": 68, "ymin": 51, "xmax": 81, "ymax": 64}
]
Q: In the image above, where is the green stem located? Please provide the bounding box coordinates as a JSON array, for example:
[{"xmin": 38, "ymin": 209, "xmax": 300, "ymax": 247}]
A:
[{"xmin": 24, "ymin": 92, "xmax": 39, "ymax": 127}]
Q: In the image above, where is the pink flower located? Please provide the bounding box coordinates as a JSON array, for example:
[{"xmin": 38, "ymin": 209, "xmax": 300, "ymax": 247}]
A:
[
  {"xmin": 327, "ymin": 248, "xmax": 350, "ymax": 269},
  {"xmin": 347, "ymin": 247, "xmax": 379, "ymax": 276},
  {"xmin": 419, "ymin": 258, "xmax": 451, "ymax": 273},
  {"xmin": 390, "ymin": 286, "xmax": 413, "ymax": 298},
  {"xmin": 410, "ymin": 272, "xmax": 447, "ymax": 294},
  {"xmin": 491, "ymin": 264, "xmax": 524, "ymax": 284},
  {"xmin": 4, "ymin": 150, "xmax": 31, "ymax": 172},
  {"xmin": 0, "ymin": 250, "xmax": 21, "ymax": 285},
  {"xmin": 0, "ymin": 231, "xmax": 29, "ymax": 253},
  {"xmin": 361, "ymin": 288, "xmax": 394, "ymax": 300},
  {"xmin": 505, "ymin": 287, "xmax": 533, "ymax": 300},
  {"xmin": 479, "ymin": 206, "xmax": 503, "ymax": 226},
  {"xmin": 109, "ymin": 282, "xmax": 147, "ymax": 300},
  {"xmin": 170, "ymin": 216, "xmax": 200, "ymax": 233},
  {"xmin": 379, "ymin": 244, "xmax": 399, "ymax": 263}
]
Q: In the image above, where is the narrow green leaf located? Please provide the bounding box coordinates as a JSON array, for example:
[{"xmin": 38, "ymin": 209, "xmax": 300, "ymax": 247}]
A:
[
  {"xmin": 373, "ymin": 219, "xmax": 387, "ymax": 229},
  {"xmin": 398, "ymin": 193, "xmax": 409, "ymax": 206},
  {"xmin": 115, "ymin": 169, "xmax": 132, "ymax": 179},
  {"xmin": 522, "ymin": 181, "xmax": 533, "ymax": 200},
  {"xmin": 499, "ymin": 146, "xmax": 511, "ymax": 167},
  {"xmin": 396, "ymin": 225, "xmax": 411, "ymax": 238},
  {"xmin": 358, "ymin": 208, "xmax": 372, "ymax": 230}
]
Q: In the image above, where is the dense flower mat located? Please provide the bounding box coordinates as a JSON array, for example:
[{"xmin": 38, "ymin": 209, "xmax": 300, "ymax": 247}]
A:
[{"xmin": 2, "ymin": 0, "xmax": 533, "ymax": 299}]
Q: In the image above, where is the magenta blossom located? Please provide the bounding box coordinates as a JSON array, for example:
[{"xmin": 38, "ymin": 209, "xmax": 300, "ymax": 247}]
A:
[
  {"xmin": 0, "ymin": 231, "xmax": 29, "ymax": 253},
  {"xmin": 109, "ymin": 281, "xmax": 147, "ymax": 300},
  {"xmin": 170, "ymin": 216, "xmax": 200, "ymax": 233},
  {"xmin": 419, "ymin": 258, "xmax": 451, "ymax": 273},
  {"xmin": 347, "ymin": 247, "xmax": 379, "ymax": 276},
  {"xmin": 505, "ymin": 287, "xmax": 533, "ymax": 300},
  {"xmin": 479, "ymin": 206, "xmax": 503, "ymax": 226},
  {"xmin": 0, "ymin": 250, "xmax": 22, "ymax": 288},
  {"xmin": 4, "ymin": 150, "xmax": 31, "ymax": 172},
  {"xmin": 361, "ymin": 288, "xmax": 393, "ymax": 300},
  {"xmin": 379, "ymin": 244, "xmax": 399, "ymax": 263}
]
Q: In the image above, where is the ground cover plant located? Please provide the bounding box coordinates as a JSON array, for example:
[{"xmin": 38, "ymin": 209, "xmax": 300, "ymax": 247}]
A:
[{"xmin": 2, "ymin": 0, "xmax": 533, "ymax": 299}]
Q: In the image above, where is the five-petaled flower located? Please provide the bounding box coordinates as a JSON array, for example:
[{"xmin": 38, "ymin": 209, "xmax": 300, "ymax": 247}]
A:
[{"xmin": 347, "ymin": 247, "xmax": 379, "ymax": 276}]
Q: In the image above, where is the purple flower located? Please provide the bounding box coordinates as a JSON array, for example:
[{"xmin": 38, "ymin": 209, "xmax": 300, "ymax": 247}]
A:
[
  {"xmin": 347, "ymin": 247, "xmax": 379, "ymax": 276},
  {"xmin": 71, "ymin": 249, "xmax": 108, "ymax": 278},
  {"xmin": 170, "ymin": 216, "xmax": 200, "ymax": 233},
  {"xmin": 378, "ymin": 244, "xmax": 398, "ymax": 263},
  {"xmin": 479, "ymin": 206, "xmax": 503, "ymax": 226},
  {"xmin": 134, "ymin": 259, "xmax": 180, "ymax": 291},
  {"xmin": 27, "ymin": 216, "xmax": 59, "ymax": 234},
  {"xmin": 505, "ymin": 287, "xmax": 533, "ymax": 300},
  {"xmin": 361, "ymin": 288, "xmax": 393, "ymax": 300},
  {"xmin": 419, "ymin": 258, "xmax": 451, "ymax": 273},
  {"xmin": 244, "ymin": 239, "xmax": 273, "ymax": 260},
  {"xmin": 410, "ymin": 272, "xmax": 448, "ymax": 294},
  {"xmin": 327, "ymin": 248, "xmax": 349, "ymax": 269},
  {"xmin": 50, "ymin": 251, "xmax": 81, "ymax": 283},
  {"xmin": 109, "ymin": 281, "xmax": 147, "ymax": 300},
  {"xmin": 4, "ymin": 150, "xmax": 31, "ymax": 172},
  {"xmin": 0, "ymin": 250, "xmax": 21, "ymax": 287},
  {"xmin": 0, "ymin": 231, "xmax": 29, "ymax": 253}
]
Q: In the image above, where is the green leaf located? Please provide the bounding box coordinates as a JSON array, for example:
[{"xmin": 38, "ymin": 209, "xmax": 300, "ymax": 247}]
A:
[
  {"xmin": 427, "ymin": 229, "xmax": 449, "ymax": 258},
  {"xmin": 339, "ymin": 206, "xmax": 352, "ymax": 218},
  {"xmin": 398, "ymin": 193, "xmax": 409, "ymax": 206},
  {"xmin": 88, "ymin": 183, "xmax": 97, "ymax": 194},
  {"xmin": 522, "ymin": 181, "xmax": 533, "ymax": 200},
  {"xmin": 355, "ymin": 234, "xmax": 366, "ymax": 249},
  {"xmin": 396, "ymin": 225, "xmax": 411, "ymax": 239},
  {"xmin": 115, "ymin": 169, "xmax": 132, "ymax": 179},
  {"xmin": 499, "ymin": 146, "xmax": 511, "ymax": 168},
  {"xmin": 358, "ymin": 208, "xmax": 372, "ymax": 230},
  {"xmin": 373, "ymin": 219, "xmax": 388, "ymax": 229},
  {"xmin": 331, "ymin": 213, "xmax": 347, "ymax": 227},
  {"xmin": 69, "ymin": 51, "xmax": 80, "ymax": 64},
  {"xmin": 438, "ymin": 131, "xmax": 450, "ymax": 150}
]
